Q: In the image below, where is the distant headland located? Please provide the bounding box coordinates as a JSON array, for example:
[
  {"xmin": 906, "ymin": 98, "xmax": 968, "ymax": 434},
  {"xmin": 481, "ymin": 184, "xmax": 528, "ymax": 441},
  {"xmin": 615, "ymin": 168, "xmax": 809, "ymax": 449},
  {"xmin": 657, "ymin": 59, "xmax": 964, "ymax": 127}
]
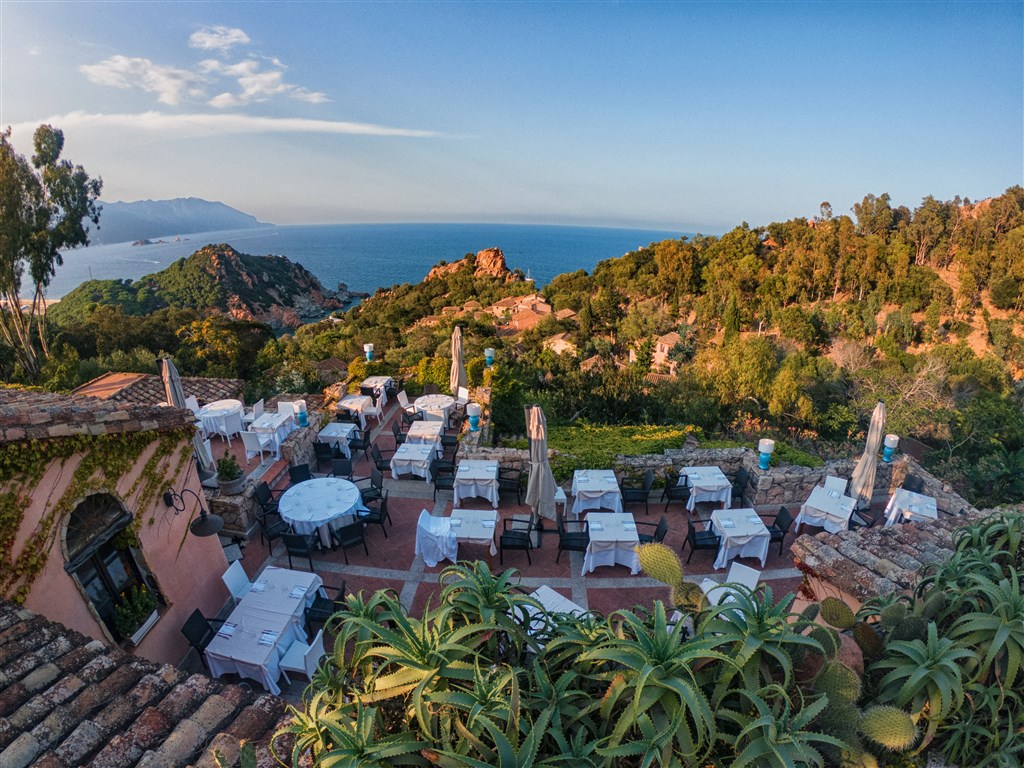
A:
[{"xmin": 87, "ymin": 197, "xmax": 272, "ymax": 246}]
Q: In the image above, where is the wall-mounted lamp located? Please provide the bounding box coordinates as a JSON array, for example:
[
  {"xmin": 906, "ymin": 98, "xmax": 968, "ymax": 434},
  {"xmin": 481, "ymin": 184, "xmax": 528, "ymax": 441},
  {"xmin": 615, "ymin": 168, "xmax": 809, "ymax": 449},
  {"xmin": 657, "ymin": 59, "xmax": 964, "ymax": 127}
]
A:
[{"xmin": 163, "ymin": 488, "xmax": 224, "ymax": 538}]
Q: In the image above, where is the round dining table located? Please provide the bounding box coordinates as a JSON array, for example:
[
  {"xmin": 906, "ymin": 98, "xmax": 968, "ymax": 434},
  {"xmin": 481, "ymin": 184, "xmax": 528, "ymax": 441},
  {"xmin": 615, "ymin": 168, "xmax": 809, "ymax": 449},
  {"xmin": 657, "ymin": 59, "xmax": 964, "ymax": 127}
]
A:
[
  {"xmin": 278, "ymin": 477, "xmax": 366, "ymax": 548},
  {"xmin": 198, "ymin": 399, "xmax": 243, "ymax": 435},
  {"xmin": 414, "ymin": 394, "xmax": 455, "ymax": 424}
]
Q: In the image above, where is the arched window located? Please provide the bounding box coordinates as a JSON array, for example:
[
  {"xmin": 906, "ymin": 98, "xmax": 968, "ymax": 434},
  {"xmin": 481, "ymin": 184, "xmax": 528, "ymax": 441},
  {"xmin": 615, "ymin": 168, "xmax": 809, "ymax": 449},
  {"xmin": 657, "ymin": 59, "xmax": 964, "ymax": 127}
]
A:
[{"xmin": 65, "ymin": 494, "xmax": 149, "ymax": 639}]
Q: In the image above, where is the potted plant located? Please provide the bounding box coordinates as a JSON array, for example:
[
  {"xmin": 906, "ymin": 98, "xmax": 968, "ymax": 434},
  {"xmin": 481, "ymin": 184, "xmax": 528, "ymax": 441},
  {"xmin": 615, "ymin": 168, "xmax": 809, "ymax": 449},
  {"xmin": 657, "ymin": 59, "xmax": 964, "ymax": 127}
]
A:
[
  {"xmin": 114, "ymin": 584, "xmax": 159, "ymax": 645},
  {"xmin": 217, "ymin": 451, "xmax": 246, "ymax": 495}
]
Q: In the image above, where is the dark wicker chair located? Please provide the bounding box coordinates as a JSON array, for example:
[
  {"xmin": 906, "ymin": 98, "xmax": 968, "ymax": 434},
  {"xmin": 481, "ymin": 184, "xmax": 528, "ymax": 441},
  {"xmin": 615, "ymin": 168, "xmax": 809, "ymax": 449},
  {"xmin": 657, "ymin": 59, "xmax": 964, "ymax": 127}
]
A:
[
  {"xmin": 620, "ymin": 469, "xmax": 655, "ymax": 515},
  {"xmin": 902, "ymin": 475, "xmax": 924, "ymax": 494},
  {"xmin": 305, "ymin": 581, "xmax": 348, "ymax": 630},
  {"xmin": 391, "ymin": 421, "xmax": 407, "ymax": 446},
  {"xmin": 683, "ymin": 519, "xmax": 721, "ymax": 564},
  {"xmin": 636, "ymin": 515, "xmax": 669, "ymax": 544},
  {"xmin": 500, "ymin": 518, "xmax": 533, "ymax": 565},
  {"xmin": 732, "ymin": 467, "xmax": 750, "ymax": 507},
  {"xmin": 661, "ymin": 470, "xmax": 691, "ymax": 512},
  {"xmin": 330, "ymin": 457, "xmax": 354, "ymax": 480},
  {"xmin": 332, "ymin": 519, "xmax": 369, "ymax": 563},
  {"xmin": 849, "ymin": 505, "xmax": 884, "ymax": 529},
  {"xmin": 498, "ymin": 466, "xmax": 524, "ymax": 505},
  {"xmin": 556, "ymin": 513, "xmax": 589, "ymax": 563},
  {"xmin": 766, "ymin": 506, "xmax": 793, "ymax": 555},
  {"xmin": 289, "ymin": 463, "xmax": 313, "ymax": 486},
  {"xmin": 313, "ymin": 442, "xmax": 337, "ymax": 473},
  {"xmin": 430, "ymin": 460, "xmax": 455, "ymax": 501},
  {"xmin": 370, "ymin": 444, "xmax": 394, "ymax": 475},
  {"xmin": 349, "ymin": 428, "xmax": 371, "ymax": 461},
  {"xmin": 362, "ymin": 492, "xmax": 393, "ymax": 538},
  {"xmin": 281, "ymin": 531, "xmax": 317, "ymax": 570},
  {"xmin": 358, "ymin": 468, "xmax": 385, "ymax": 505},
  {"xmin": 180, "ymin": 609, "xmax": 223, "ymax": 667},
  {"xmin": 423, "ymin": 383, "xmax": 439, "ymax": 395}
]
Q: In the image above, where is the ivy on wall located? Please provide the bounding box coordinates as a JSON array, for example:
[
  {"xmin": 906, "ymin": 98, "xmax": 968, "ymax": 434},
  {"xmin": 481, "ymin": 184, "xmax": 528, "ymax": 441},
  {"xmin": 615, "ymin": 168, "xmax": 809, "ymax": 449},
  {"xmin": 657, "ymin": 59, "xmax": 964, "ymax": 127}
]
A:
[{"xmin": 0, "ymin": 428, "xmax": 193, "ymax": 603}]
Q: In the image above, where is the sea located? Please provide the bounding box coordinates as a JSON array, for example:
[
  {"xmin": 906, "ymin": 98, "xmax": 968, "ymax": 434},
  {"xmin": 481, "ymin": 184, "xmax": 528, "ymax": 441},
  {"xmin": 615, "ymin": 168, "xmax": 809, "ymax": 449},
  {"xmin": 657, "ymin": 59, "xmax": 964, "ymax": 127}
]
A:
[{"xmin": 48, "ymin": 223, "xmax": 687, "ymax": 300}]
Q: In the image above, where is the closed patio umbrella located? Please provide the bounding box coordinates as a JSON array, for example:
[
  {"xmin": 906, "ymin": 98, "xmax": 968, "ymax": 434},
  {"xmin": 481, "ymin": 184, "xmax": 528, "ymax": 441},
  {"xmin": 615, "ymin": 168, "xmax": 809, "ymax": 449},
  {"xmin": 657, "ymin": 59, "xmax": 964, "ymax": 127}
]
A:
[
  {"xmin": 849, "ymin": 400, "xmax": 885, "ymax": 513},
  {"xmin": 525, "ymin": 404, "xmax": 557, "ymax": 523},
  {"xmin": 160, "ymin": 357, "xmax": 214, "ymax": 474},
  {"xmin": 450, "ymin": 325, "xmax": 468, "ymax": 396}
]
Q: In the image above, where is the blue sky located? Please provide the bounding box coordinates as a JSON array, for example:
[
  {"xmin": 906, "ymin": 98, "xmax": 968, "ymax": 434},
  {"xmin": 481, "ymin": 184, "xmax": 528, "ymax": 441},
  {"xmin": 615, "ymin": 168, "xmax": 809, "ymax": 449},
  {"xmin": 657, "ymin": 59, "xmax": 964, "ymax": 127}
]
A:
[{"xmin": 2, "ymin": 1, "xmax": 1021, "ymax": 231}]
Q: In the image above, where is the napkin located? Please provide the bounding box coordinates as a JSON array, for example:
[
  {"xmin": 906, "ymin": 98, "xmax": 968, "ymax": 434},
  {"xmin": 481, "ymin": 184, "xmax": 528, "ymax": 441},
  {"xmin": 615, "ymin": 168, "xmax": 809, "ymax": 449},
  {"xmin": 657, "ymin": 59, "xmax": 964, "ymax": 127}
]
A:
[
  {"xmin": 827, "ymin": 490, "xmax": 840, "ymax": 499},
  {"xmin": 623, "ymin": 523, "xmax": 637, "ymax": 532},
  {"xmin": 258, "ymin": 630, "xmax": 279, "ymax": 646},
  {"xmin": 217, "ymin": 622, "xmax": 236, "ymax": 638},
  {"xmin": 449, "ymin": 517, "xmax": 463, "ymax": 528},
  {"xmin": 481, "ymin": 520, "xmax": 495, "ymax": 529},
  {"xmin": 747, "ymin": 515, "xmax": 762, "ymax": 524},
  {"xmin": 589, "ymin": 521, "xmax": 604, "ymax": 531},
  {"xmin": 290, "ymin": 585, "xmax": 306, "ymax": 599},
  {"xmin": 250, "ymin": 581, "xmax": 267, "ymax": 593},
  {"xmin": 909, "ymin": 504, "xmax": 921, "ymax": 514},
  {"xmin": 720, "ymin": 519, "xmax": 736, "ymax": 529}
]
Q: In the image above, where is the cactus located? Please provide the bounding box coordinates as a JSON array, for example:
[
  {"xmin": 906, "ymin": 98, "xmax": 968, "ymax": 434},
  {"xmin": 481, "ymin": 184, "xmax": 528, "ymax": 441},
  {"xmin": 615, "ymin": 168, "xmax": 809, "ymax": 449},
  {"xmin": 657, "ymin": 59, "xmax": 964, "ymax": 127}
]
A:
[
  {"xmin": 808, "ymin": 625, "xmax": 840, "ymax": 658},
  {"xmin": 813, "ymin": 661, "xmax": 862, "ymax": 704},
  {"xmin": 859, "ymin": 705, "xmax": 919, "ymax": 752},
  {"xmin": 879, "ymin": 602, "xmax": 907, "ymax": 630},
  {"xmin": 919, "ymin": 590, "xmax": 947, "ymax": 621},
  {"xmin": 816, "ymin": 700, "xmax": 861, "ymax": 744},
  {"xmin": 637, "ymin": 542, "xmax": 684, "ymax": 587},
  {"xmin": 852, "ymin": 621, "xmax": 884, "ymax": 660},
  {"xmin": 671, "ymin": 581, "xmax": 706, "ymax": 614},
  {"xmin": 799, "ymin": 603, "xmax": 820, "ymax": 623},
  {"xmin": 820, "ymin": 596, "xmax": 856, "ymax": 629},
  {"xmin": 841, "ymin": 749, "xmax": 880, "ymax": 768},
  {"xmin": 890, "ymin": 615, "xmax": 928, "ymax": 642}
]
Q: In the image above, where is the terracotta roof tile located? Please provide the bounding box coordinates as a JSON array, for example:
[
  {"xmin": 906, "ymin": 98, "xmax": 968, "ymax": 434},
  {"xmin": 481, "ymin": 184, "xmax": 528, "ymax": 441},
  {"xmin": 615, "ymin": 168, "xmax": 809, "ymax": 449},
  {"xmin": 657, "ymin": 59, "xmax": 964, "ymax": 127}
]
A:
[
  {"xmin": 0, "ymin": 600, "xmax": 285, "ymax": 768},
  {"xmin": 72, "ymin": 373, "xmax": 244, "ymax": 407},
  {"xmin": 791, "ymin": 506, "xmax": 1004, "ymax": 601}
]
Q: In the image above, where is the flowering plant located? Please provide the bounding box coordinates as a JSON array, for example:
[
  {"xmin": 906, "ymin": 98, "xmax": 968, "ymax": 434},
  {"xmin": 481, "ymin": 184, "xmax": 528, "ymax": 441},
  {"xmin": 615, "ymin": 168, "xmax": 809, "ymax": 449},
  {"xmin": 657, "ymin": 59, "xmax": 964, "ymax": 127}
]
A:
[{"xmin": 113, "ymin": 584, "xmax": 158, "ymax": 638}]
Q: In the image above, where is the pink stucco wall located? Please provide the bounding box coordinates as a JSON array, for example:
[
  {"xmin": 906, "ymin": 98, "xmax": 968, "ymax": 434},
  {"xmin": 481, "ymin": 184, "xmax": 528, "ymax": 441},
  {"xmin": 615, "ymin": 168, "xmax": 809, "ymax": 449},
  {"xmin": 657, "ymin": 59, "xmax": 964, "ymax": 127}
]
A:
[{"xmin": 17, "ymin": 434, "xmax": 229, "ymax": 665}]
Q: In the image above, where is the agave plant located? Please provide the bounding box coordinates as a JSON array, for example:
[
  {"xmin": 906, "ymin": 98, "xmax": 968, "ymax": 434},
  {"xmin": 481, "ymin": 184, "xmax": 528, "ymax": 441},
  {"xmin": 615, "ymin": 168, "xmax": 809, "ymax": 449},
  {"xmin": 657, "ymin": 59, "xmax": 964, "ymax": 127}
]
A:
[
  {"xmin": 873, "ymin": 622, "xmax": 973, "ymax": 748},
  {"xmin": 698, "ymin": 586, "xmax": 821, "ymax": 696},
  {"xmin": 578, "ymin": 601, "xmax": 730, "ymax": 764},
  {"xmin": 939, "ymin": 681, "xmax": 1024, "ymax": 766},
  {"xmin": 717, "ymin": 685, "xmax": 847, "ymax": 768},
  {"xmin": 950, "ymin": 570, "xmax": 1024, "ymax": 688}
]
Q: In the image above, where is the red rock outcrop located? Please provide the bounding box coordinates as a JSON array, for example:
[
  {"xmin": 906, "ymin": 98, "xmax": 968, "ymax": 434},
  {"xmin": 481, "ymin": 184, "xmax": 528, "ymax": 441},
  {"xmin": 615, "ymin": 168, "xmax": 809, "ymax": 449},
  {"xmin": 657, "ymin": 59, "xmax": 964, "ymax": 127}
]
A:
[{"xmin": 424, "ymin": 248, "xmax": 513, "ymax": 283}]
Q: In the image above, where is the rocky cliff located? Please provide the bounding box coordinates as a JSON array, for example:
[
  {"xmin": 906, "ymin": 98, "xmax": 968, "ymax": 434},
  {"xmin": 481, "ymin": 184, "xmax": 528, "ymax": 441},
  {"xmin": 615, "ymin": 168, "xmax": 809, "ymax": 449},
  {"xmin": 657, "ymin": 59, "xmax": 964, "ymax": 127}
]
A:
[{"xmin": 424, "ymin": 247, "xmax": 514, "ymax": 282}]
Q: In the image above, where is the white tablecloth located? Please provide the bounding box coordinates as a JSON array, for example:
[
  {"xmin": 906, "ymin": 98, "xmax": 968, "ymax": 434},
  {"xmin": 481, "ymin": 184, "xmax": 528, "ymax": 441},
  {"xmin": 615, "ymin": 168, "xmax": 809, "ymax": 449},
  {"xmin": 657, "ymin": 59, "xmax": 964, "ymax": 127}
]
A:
[
  {"xmin": 337, "ymin": 395, "xmax": 372, "ymax": 429},
  {"xmin": 317, "ymin": 422, "xmax": 356, "ymax": 458},
  {"xmin": 250, "ymin": 411, "xmax": 296, "ymax": 459},
  {"xmin": 415, "ymin": 510, "xmax": 458, "ymax": 567},
  {"xmin": 710, "ymin": 508, "xmax": 770, "ymax": 570},
  {"xmin": 279, "ymin": 478, "xmax": 367, "ymax": 547},
  {"xmin": 391, "ymin": 443, "xmax": 437, "ymax": 480},
  {"xmin": 454, "ymin": 460, "xmax": 499, "ymax": 508},
  {"xmin": 205, "ymin": 567, "xmax": 321, "ymax": 695},
  {"xmin": 361, "ymin": 376, "xmax": 393, "ymax": 408},
  {"xmin": 572, "ymin": 470, "xmax": 623, "ymax": 516},
  {"xmin": 884, "ymin": 489, "xmax": 938, "ymax": 527},
  {"xmin": 796, "ymin": 486, "xmax": 857, "ymax": 533},
  {"xmin": 415, "ymin": 394, "xmax": 455, "ymax": 423},
  {"xmin": 450, "ymin": 508, "xmax": 498, "ymax": 555},
  {"xmin": 583, "ymin": 513, "xmax": 640, "ymax": 574},
  {"xmin": 198, "ymin": 399, "xmax": 243, "ymax": 436},
  {"xmin": 681, "ymin": 466, "xmax": 732, "ymax": 511},
  {"xmin": 406, "ymin": 421, "xmax": 444, "ymax": 445}
]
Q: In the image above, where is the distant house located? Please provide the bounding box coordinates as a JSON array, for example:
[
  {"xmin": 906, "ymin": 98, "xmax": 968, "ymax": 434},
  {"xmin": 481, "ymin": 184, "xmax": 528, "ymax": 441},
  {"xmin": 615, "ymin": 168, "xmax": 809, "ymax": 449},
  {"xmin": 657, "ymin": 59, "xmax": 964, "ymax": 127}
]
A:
[
  {"xmin": 464, "ymin": 299, "xmax": 483, "ymax": 311},
  {"xmin": 580, "ymin": 354, "xmax": 603, "ymax": 373},
  {"xmin": 544, "ymin": 333, "xmax": 578, "ymax": 356},
  {"xmin": 73, "ymin": 372, "xmax": 244, "ymax": 406},
  {"xmin": 0, "ymin": 387, "xmax": 229, "ymax": 665},
  {"xmin": 555, "ymin": 308, "xmax": 578, "ymax": 322},
  {"xmin": 652, "ymin": 332, "xmax": 682, "ymax": 375},
  {"xmin": 510, "ymin": 308, "xmax": 549, "ymax": 331},
  {"xmin": 313, "ymin": 357, "xmax": 348, "ymax": 383},
  {"xmin": 441, "ymin": 306, "xmax": 460, "ymax": 315}
]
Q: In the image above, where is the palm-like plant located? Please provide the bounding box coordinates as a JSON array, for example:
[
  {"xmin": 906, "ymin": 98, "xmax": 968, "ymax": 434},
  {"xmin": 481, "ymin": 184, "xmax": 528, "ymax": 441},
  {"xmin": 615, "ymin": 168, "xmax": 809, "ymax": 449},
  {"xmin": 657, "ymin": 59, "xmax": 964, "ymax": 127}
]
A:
[
  {"xmin": 873, "ymin": 622, "xmax": 973, "ymax": 748},
  {"xmin": 578, "ymin": 602, "xmax": 729, "ymax": 764},
  {"xmin": 698, "ymin": 586, "xmax": 821, "ymax": 696},
  {"xmin": 951, "ymin": 570, "xmax": 1024, "ymax": 688},
  {"xmin": 717, "ymin": 685, "xmax": 847, "ymax": 768}
]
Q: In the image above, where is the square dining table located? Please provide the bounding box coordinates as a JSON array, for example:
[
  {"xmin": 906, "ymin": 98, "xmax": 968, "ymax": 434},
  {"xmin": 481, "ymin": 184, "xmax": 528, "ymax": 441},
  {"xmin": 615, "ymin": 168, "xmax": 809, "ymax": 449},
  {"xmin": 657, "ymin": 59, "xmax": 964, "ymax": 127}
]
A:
[
  {"xmin": 250, "ymin": 411, "xmax": 295, "ymax": 459},
  {"xmin": 680, "ymin": 466, "xmax": 732, "ymax": 511},
  {"xmin": 391, "ymin": 443, "xmax": 437, "ymax": 480},
  {"xmin": 884, "ymin": 489, "xmax": 938, "ymax": 527},
  {"xmin": 361, "ymin": 375, "xmax": 393, "ymax": 407},
  {"xmin": 449, "ymin": 508, "xmax": 499, "ymax": 555},
  {"xmin": 317, "ymin": 422, "xmax": 356, "ymax": 458},
  {"xmin": 204, "ymin": 567, "xmax": 321, "ymax": 695},
  {"xmin": 406, "ymin": 420, "xmax": 444, "ymax": 445},
  {"xmin": 709, "ymin": 508, "xmax": 770, "ymax": 570},
  {"xmin": 571, "ymin": 470, "xmax": 623, "ymax": 516},
  {"xmin": 454, "ymin": 460, "xmax": 500, "ymax": 508},
  {"xmin": 796, "ymin": 486, "xmax": 856, "ymax": 533},
  {"xmin": 582, "ymin": 512, "xmax": 640, "ymax": 575}
]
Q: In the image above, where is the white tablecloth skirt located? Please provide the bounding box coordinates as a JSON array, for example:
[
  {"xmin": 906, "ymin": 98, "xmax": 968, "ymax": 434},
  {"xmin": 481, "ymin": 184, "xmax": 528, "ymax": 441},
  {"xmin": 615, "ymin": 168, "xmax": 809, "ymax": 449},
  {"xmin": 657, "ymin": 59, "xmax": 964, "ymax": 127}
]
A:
[
  {"xmin": 453, "ymin": 480, "xmax": 499, "ymax": 508},
  {"xmin": 687, "ymin": 486, "xmax": 732, "ymax": 511},
  {"xmin": 457, "ymin": 532, "xmax": 498, "ymax": 556},
  {"xmin": 572, "ymin": 490, "xmax": 623, "ymax": 516},
  {"xmin": 415, "ymin": 513, "xmax": 458, "ymax": 567},
  {"xmin": 713, "ymin": 532, "xmax": 770, "ymax": 570},
  {"xmin": 582, "ymin": 542, "xmax": 640, "ymax": 574},
  {"xmin": 391, "ymin": 455, "xmax": 432, "ymax": 480}
]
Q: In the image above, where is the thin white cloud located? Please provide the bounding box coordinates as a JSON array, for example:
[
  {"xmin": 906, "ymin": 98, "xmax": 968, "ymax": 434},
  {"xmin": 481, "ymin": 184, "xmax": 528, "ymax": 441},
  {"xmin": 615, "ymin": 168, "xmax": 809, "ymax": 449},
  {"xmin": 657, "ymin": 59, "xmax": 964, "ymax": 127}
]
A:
[
  {"xmin": 80, "ymin": 55, "xmax": 204, "ymax": 105},
  {"xmin": 189, "ymin": 26, "xmax": 250, "ymax": 52},
  {"xmin": 10, "ymin": 111, "xmax": 443, "ymax": 139},
  {"xmin": 200, "ymin": 58, "xmax": 328, "ymax": 107}
]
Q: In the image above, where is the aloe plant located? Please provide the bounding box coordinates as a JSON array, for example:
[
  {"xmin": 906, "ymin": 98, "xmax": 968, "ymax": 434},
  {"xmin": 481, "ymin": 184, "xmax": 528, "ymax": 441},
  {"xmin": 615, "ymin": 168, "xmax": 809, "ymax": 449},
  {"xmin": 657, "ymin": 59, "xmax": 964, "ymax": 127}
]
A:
[{"xmin": 950, "ymin": 570, "xmax": 1024, "ymax": 688}]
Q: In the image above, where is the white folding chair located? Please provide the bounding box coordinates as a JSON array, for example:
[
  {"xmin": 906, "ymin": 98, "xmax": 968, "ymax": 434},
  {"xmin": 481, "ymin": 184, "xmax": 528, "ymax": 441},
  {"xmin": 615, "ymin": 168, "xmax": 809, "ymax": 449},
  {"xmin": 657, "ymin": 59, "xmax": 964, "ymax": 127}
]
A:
[
  {"xmin": 823, "ymin": 475, "xmax": 847, "ymax": 495},
  {"xmin": 185, "ymin": 395, "xmax": 201, "ymax": 418},
  {"xmin": 219, "ymin": 409, "xmax": 244, "ymax": 446},
  {"xmin": 221, "ymin": 560, "xmax": 250, "ymax": 605},
  {"xmin": 278, "ymin": 401, "xmax": 295, "ymax": 417},
  {"xmin": 280, "ymin": 629, "xmax": 325, "ymax": 684},
  {"xmin": 700, "ymin": 562, "xmax": 761, "ymax": 606},
  {"xmin": 243, "ymin": 398, "xmax": 264, "ymax": 426},
  {"xmin": 414, "ymin": 510, "xmax": 457, "ymax": 568},
  {"xmin": 456, "ymin": 386, "xmax": 471, "ymax": 406},
  {"xmin": 363, "ymin": 393, "xmax": 383, "ymax": 426},
  {"xmin": 397, "ymin": 390, "xmax": 417, "ymax": 414},
  {"xmin": 240, "ymin": 430, "xmax": 273, "ymax": 465}
]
